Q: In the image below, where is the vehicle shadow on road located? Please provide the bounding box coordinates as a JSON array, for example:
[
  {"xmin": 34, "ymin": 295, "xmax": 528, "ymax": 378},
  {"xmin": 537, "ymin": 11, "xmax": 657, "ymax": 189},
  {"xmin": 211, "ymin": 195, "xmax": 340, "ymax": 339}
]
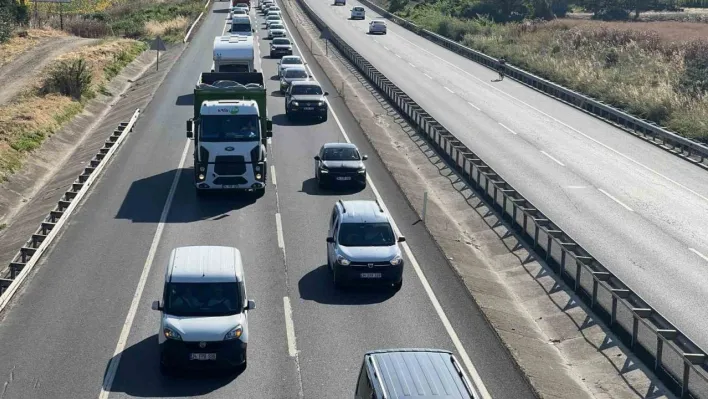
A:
[
  {"xmin": 213, "ymin": 8, "xmax": 229, "ymax": 13},
  {"xmin": 298, "ymin": 265, "xmax": 395, "ymax": 305},
  {"xmin": 272, "ymin": 113, "xmax": 325, "ymax": 127},
  {"xmin": 106, "ymin": 334, "xmax": 241, "ymax": 397},
  {"xmin": 300, "ymin": 177, "xmax": 364, "ymax": 196},
  {"xmin": 176, "ymin": 93, "xmax": 193, "ymax": 106},
  {"xmin": 115, "ymin": 168, "xmax": 257, "ymax": 223}
]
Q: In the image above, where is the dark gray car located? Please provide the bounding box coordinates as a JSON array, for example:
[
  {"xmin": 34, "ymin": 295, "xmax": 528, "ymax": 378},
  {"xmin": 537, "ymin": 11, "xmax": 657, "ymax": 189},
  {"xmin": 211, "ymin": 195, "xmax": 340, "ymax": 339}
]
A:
[
  {"xmin": 284, "ymin": 80, "xmax": 329, "ymax": 122},
  {"xmin": 314, "ymin": 142, "xmax": 368, "ymax": 188}
]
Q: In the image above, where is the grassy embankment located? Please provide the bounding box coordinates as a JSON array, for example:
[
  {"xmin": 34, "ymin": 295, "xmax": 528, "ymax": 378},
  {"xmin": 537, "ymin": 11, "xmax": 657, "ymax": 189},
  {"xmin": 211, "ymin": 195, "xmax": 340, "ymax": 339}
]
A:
[
  {"xmin": 0, "ymin": 0, "xmax": 206, "ymax": 180},
  {"xmin": 379, "ymin": 1, "xmax": 708, "ymax": 142}
]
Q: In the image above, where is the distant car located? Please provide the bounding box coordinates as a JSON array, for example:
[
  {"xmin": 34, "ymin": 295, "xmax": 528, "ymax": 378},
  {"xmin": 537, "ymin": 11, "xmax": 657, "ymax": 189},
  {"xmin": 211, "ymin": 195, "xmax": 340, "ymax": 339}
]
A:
[
  {"xmin": 269, "ymin": 28, "xmax": 286, "ymax": 39},
  {"xmin": 280, "ymin": 66, "xmax": 311, "ymax": 93},
  {"xmin": 326, "ymin": 200, "xmax": 405, "ymax": 290},
  {"xmin": 270, "ymin": 37, "xmax": 293, "ymax": 58},
  {"xmin": 229, "ymin": 8, "xmax": 247, "ymax": 19},
  {"xmin": 265, "ymin": 15, "xmax": 282, "ymax": 28},
  {"xmin": 314, "ymin": 142, "xmax": 368, "ymax": 189},
  {"xmin": 260, "ymin": 1, "xmax": 273, "ymax": 11},
  {"xmin": 266, "ymin": 10, "xmax": 281, "ymax": 18},
  {"xmin": 284, "ymin": 80, "xmax": 329, "ymax": 121},
  {"xmin": 268, "ymin": 21, "xmax": 284, "ymax": 31},
  {"xmin": 334, "ymin": 0, "xmax": 345, "ymax": 5},
  {"xmin": 350, "ymin": 6, "xmax": 365, "ymax": 19},
  {"xmin": 235, "ymin": 1, "xmax": 249, "ymax": 11},
  {"xmin": 368, "ymin": 20, "xmax": 387, "ymax": 34},
  {"xmin": 277, "ymin": 55, "xmax": 305, "ymax": 77},
  {"xmin": 268, "ymin": 5, "xmax": 280, "ymax": 13}
]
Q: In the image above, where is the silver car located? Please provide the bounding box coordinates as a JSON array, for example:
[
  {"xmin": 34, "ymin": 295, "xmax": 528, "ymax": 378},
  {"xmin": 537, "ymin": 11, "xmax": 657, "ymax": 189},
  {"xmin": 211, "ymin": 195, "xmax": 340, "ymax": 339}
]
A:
[
  {"xmin": 277, "ymin": 55, "xmax": 305, "ymax": 77},
  {"xmin": 368, "ymin": 20, "xmax": 387, "ymax": 34},
  {"xmin": 265, "ymin": 15, "xmax": 282, "ymax": 28},
  {"xmin": 326, "ymin": 200, "xmax": 405, "ymax": 290},
  {"xmin": 280, "ymin": 66, "xmax": 311, "ymax": 93},
  {"xmin": 269, "ymin": 28, "xmax": 286, "ymax": 39}
]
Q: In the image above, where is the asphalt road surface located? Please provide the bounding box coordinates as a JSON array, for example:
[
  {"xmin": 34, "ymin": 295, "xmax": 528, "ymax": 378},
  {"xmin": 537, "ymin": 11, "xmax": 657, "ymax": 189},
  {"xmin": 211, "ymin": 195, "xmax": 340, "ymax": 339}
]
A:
[
  {"xmin": 302, "ymin": 0, "xmax": 708, "ymax": 349},
  {"xmin": 0, "ymin": 2, "xmax": 535, "ymax": 398}
]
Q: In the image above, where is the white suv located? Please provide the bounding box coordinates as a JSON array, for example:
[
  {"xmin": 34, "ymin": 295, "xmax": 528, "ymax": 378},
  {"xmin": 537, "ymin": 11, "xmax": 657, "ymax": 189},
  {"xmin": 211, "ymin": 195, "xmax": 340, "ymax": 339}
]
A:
[
  {"xmin": 350, "ymin": 6, "xmax": 365, "ymax": 19},
  {"xmin": 152, "ymin": 246, "xmax": 256, "ymax": 374}
]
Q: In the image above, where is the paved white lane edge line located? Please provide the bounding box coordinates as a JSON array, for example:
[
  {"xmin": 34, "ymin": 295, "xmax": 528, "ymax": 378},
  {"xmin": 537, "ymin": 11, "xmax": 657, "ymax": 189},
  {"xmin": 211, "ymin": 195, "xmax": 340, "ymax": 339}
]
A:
[
  {"xmin": 689, "ymin": 248, "xmax": 708, "ymax": 263},
  {"xmin": 283, "ymin": 296, "xmax": 299, "ymax": 357},
  {"xmin": 276, "ymin": 213, "xmax": 285, "ymax": 249},
  {"xmin": 598, "ymin": 188, "xmax": 634, "ymax": 212},
  {"xmin": 444, "ymin": 86, "xmax": 454, "ymax": 94},
  {"xmin": 271, "ymin": 165, "xmax": 277, "ymax": 186},
  {"xmin": 98, "ymin": 141, "xmax": 191, "ymax": 399},
  {"xmin": 540, "ymin": 150, "xmax": 565, "ymax": 167},
  {"xmin": 278, "ymin": 9, "xmax": 492, "ymax": 398},
  {"xmin": 498, "ymin": 122, "xmax": 517, "ymax": 135},
  {"xmin": 467, "ymin": 101, "xmax": 480, "ymax": 111}
]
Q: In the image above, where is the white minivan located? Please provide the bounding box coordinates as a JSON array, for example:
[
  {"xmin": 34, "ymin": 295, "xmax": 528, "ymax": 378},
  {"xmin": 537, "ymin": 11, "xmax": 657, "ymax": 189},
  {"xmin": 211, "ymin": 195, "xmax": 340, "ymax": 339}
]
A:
[{"xmin": 152, "ymin": 246, "xmax": 256, "ymax": 374}]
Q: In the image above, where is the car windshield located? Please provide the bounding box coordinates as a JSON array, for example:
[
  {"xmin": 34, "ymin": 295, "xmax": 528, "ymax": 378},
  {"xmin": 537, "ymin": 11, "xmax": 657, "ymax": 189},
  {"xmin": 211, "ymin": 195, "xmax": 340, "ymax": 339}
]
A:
[
  {"xmin": 285, "ymin": 69, "xmax": 308, "ymax": 78},
  {"xmin": 230, "ymin": 22, "xmax": 251, "ymax": 33},
  {"xmin": 323, "ymin": 147, "xmax": 360, "ymax": 160},
  {"xmin": 237, "ymin": 3, "xmax": 248, "ymax": 6},
  {"xmin": 232, "ymin": 9, "xmax": 246, "ymax": 14},
  {"xmin": 282, "ymin": 57, "xmax": 301, "ymax": 64},
  {"xmin": 291, "ymin": 85, "xmax": 322, "ymax": 95},
  {"xmin": 271, "ymin": 24, "xmax": 283, "ymax": 29},
  {"xmin": 267, "ymin": 16, "xmax": 280, "ymax": 20},
  {"xmin": 338, "ymin": 222, "xmax": 395, "ymax": 247},
  {"xmin": 354, "ymin": 7, "xmax": 363, "ymax": 10},
  {"xmin": 165, "ymin": 282, "xmax": 243, "ymax": 317},
  {"xmin": 200, "ymin": 114, "xmax": 260, "ymax": 142},
  {"xmin": 273, "ymin": 39, "xmax": 290, "ymax": 45}
]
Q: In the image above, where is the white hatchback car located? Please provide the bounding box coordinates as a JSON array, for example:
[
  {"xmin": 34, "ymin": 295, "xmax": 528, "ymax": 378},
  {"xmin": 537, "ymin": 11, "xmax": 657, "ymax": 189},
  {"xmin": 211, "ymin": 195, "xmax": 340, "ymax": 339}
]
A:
[
  {"xmin": 368, "ymin": 19, "xmax": 387, "ymax": 34},
  {"xmin": 350, "ymin": 6, "xmax": 365, "ymax": 19},
  {"xmin": 152, "ymin": 246, "xmax": 256, "ymax": 374}
]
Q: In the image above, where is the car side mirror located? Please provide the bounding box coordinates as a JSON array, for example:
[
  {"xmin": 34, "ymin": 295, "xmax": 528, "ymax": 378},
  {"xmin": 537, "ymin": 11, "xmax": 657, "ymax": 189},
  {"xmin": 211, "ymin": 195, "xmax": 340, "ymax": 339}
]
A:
[
  {"xmin": 362, "ymin": 155, "xmax": 368, "ymax": 160},
  {"xmin": 324, "ymin": 91, "xmax": 330, "ymax": 96},
  {"xmin": 314, "ymin": 155, "xmax": 320, "ymax": 160},
  {"xmin": 398, "ymin": 236, "xmax": 406, "ymax": 242},
  {"xmin": 246, "ymin": 299, "xmax": 256, "ymax": 311},
  {"xmin": 326, "ymin": 237, "xmax": 334, "ymax": 243},
  {"xmin": 308, "ymin": 75, "xmax": 313, "ymax": 78},
  {"xmin": 151, "ymin": 300, "xmax": 162, "ymax": 311}
]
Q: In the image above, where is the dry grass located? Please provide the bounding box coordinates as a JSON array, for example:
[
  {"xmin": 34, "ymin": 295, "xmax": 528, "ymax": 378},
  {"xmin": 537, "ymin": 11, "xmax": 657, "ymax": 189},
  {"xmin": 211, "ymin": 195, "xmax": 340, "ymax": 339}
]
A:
[
  {"xmin": 0, "ymin": 39, "xmax": 145, "ymax": 180},
  {"xmin": 0, "ymin": 29, "xmax": 67, "ymax": 68},
  {"xmin": 144, "ymin": 16, "xmax": 189, "ymax": 37},
  {"xmin": 555, "ymin": 19, "xmax": 708, "ymax": 42}
]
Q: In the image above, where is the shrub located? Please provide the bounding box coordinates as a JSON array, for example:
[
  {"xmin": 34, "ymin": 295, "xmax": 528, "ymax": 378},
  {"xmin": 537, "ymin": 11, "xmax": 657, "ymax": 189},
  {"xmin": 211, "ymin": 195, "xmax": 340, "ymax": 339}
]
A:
[
  {"xmin": 42, "ymin": 58, "xmax": 93, "ymax": 100},
  {"xmin": 0, "ymin": 6, "xmax": 13, "ymax": 43},
  {"xmin": 680, "ymin": 40, "xmax": 708, "ymax": 95},
  {"xmin": 65, "ymin": 17, "xmax": 112, "ymax": 37}
]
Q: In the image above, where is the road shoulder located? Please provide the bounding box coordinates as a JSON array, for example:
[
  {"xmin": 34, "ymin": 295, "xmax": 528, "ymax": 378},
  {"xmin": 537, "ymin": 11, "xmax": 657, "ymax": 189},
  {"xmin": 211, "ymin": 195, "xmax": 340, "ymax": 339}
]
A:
[{"xmin": 279, "ymin": 0, "xmax": 675, "ymax": 398}]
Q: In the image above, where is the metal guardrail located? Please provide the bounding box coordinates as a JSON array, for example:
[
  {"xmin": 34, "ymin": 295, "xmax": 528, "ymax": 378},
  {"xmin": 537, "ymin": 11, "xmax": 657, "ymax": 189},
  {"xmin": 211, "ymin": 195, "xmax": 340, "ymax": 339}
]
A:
[
  {"xmin": 0, "ymin": 109, "xmax": 141, "ymax": 311},
  {"xmin": 352, "ymin": 0, "xmax": 708, "ymax": 170},
  {"xmin": 285, "ymin": 0, "xmax": 708, "ymax": 397}
]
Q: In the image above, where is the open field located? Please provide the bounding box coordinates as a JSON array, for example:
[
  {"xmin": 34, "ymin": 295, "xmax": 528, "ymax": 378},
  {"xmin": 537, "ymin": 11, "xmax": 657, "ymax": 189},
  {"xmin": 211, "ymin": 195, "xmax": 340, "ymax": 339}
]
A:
[
  {"xmin": 383, "ymin": 1, "xmax": 708, "ymax": 142},
  {"xmin": 0, "ymin": 38, "xmax": 146, "ymax": 180}
]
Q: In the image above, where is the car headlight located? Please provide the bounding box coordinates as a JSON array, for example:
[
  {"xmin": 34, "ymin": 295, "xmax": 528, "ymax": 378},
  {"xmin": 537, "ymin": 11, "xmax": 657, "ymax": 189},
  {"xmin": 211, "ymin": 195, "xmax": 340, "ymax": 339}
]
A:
[
  {"xmin": 336, "ymin": 255, "xmax": 350, "ymax": 265},
  {"xmin": 390, "ymin": 255, "xmax": 403, "ymax": 266},
  {"xmin": 292, "ymin": 101, "xmax": 299, "ymax": 106},
  {"xmin": 317, "ymin": 101, "xmax": 324, "ymax": 106},
  {"xmin": 358, "ymin": 167, "xmax": 366, "ymax": 174},
  {"xmin": 164, "ymin": 327, "xmax": 182, "ymax": 340},
  {"xmin": 255, "ymin": 173, "xmax": 262, "ymax": 180},
  {"xmin": 198, "ymin": 173, "xmax": 205, "ymax": 181},
  {"xmin": 224, "ymin": 325, "xmax": 243, "ymax": 340}
]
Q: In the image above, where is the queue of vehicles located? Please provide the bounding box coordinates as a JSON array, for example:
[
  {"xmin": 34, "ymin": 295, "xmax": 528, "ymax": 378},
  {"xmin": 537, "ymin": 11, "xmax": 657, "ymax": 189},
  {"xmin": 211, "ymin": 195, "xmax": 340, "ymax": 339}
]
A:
[{"xmin": 159, "ymin": 1, "xmax": 478, "ymax": 397}]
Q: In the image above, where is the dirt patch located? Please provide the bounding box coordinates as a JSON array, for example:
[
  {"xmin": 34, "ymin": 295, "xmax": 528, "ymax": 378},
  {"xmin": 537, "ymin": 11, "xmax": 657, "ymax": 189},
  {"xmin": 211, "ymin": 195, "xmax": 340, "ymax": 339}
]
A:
[
  {"xmin": 0, "ymin": 29, "xmax": 68, "ymax": 68},
  {"xmin": 0, "ymin": 36, "xmax": 99, "ymax": 106},
  {"xmin": 145, "ymin": 16, "xmax": 190, "ymax": 37}
]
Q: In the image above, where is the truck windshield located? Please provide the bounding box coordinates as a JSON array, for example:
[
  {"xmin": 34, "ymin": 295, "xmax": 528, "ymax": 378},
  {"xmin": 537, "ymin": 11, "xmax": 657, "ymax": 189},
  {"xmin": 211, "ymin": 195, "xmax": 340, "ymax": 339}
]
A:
[
  {"xmin": 165, "ymin": 282, "xmax": 243, "ymax": 317},
  {"xmin": 231, "ymin": 23, "xmax": 252, "ymax": 33},
  {"xmin": 200, "ymin": 114, "xmax": 260, "ymax": 142},
  {"xmin": 338, "ymin": 222, "xmax": 396, "ymax": 247},
  {"xmin": 292, "ymin": 85, "xmax": 323, "ymax": 95}
]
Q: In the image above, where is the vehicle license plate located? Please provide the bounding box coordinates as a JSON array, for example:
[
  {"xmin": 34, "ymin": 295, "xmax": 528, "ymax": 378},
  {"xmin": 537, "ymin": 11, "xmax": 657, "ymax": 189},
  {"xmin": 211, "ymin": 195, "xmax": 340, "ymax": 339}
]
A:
[
  {"xmin": 360, "ymin": 273, "xmax": 381, "ymax": 278},
  {"xmin": 336, "ymin": 176, "xmax": 351, "ymax": 181},
  {"xmin": 222, "ymin": 185, "xmax": 236, "ymax": 189},
  {"xmin": 303, "ymin": 107, "xmax": 314, "ymax": 110},
  {"xmin": 190, "ymin": 353, "xmax": 216, "ymax": 360}
]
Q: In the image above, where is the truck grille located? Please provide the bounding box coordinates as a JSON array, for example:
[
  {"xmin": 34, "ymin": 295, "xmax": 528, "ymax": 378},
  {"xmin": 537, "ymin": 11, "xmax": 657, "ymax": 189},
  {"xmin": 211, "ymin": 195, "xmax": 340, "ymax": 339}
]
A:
[
  {"xmin": 214, "ymin": 156, "xmax": 246, "ymax": 175},
  {"xmin": 213, "ymin": 177, "xmax": 248, "ymax": 185}
]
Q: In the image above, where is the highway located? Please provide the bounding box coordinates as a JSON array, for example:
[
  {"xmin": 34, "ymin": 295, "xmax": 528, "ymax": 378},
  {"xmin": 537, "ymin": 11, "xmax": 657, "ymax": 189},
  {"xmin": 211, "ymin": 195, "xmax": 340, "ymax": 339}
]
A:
[
  {"xmin": 0, "ymin": 2, "xmax": 535, "ymax": 398},
  {"xmin": 300, "ymin": 0, "xmax": 708, "ymax": 348}
]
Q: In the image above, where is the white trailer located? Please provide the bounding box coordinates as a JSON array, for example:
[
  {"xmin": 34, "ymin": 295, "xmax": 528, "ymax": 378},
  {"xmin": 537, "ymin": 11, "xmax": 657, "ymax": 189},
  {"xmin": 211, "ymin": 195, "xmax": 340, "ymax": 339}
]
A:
[{"xmin": 212, "ymin": 35, "xmax": 256, "ymax": 73}]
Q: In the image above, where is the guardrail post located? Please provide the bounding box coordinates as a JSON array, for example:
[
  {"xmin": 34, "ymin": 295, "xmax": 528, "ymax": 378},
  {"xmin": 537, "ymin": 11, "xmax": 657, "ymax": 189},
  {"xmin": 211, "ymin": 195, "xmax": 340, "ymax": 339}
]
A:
[
  {"xmin": 610, "ymin": 288, "xmax": 630, "ymax": 326},
  {"xmin": 656, "ymin": 329, "xmax": 677, "ymax": 372},
  {"xmin": 591, "ymin": 271, "xmax": 610, "ymax": 309},
  {"xmin": 575, "ymin": 256, "xmax": 593, "ymax": 292},
  {"xmin": 631, "ymin": 308, "xmax": 652, "ymax": 349},
  {"xmin": 682, "ymin": 353, "xmax": 706, "ymax": 398}
]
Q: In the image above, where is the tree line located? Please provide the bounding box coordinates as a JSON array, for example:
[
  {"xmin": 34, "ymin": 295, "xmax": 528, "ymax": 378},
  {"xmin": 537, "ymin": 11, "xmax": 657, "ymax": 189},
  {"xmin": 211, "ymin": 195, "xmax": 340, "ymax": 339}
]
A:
[{"xmin": 0, "ymin": 0, "xmax": 30, "ymax": 41}]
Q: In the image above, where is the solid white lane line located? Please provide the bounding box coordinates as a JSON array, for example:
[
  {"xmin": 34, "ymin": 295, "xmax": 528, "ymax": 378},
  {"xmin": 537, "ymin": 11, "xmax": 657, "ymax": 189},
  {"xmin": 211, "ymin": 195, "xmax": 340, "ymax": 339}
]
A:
[
  {"xmin": 395, "ymin": 53, "xmax": 401, "ymax": 58},
  {"xmin": 283, "ymin": 296, "xmax": 299, "ymax": 357},
  {"xmin": 424, "ymin": 73, "xmax": 433, "ymax": 79},
  {"xmin": 444, "ymin": 86, "xmax": 454, "ymax": 94},
  {"xmin": 467, "ymin": 101, "xmax": 480, "ymax": 111},
  {"xmin": 566, "ymin": 185, "xmax": 587, "ymax": 189},
  {"xmin": 498, "ymin": 123, "xmax": 517, "ymax": 135},
  {"xmin": 276, "ymin": 213, "xmax": 285, "ymax": 249},
  {"xmin": 271, "ymin": 165, "xmax": 277, "ymax": 186},
  {"xmin": 99, "ymin": 140, "xmax": 191, "ymax": 399},
  {"xmin": 689, "ymin": 248, "xmax": 708, "ymax": 263},
  {"xmin": 278, "ymin": 12, "xmax": 492, "ymax": 399},
  {"xmin": 540, "ymin": 150, "xmax": 565, "ymax": 167},
  {"xmin": 408, "ymin": 62, "xmax": 416, "ymax": 68},
  {"xmin": 383, "ymin": 28, "xmax": 708, "ymax": 206},
  {"xmin": 598, "ymin": 188, "xmax": 634, "ymax": 212},
  {"xmin": 383, "ymin": 45, "xmax": 389, "ymax": 51}
]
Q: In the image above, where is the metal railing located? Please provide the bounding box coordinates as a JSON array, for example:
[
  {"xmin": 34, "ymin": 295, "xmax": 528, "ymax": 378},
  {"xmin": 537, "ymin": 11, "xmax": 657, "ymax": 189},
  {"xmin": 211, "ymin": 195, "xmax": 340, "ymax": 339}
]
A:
[
  {"xmin": 0, "ymin": 109, "xmax": 141, "ymax": 311},
  {"xmin": 284, "ymin": 0, "xmax": 708, "ymax": 396},
  {"xmin": 353, "ymin": 0, "xmax": 708, "ymax": 170}
]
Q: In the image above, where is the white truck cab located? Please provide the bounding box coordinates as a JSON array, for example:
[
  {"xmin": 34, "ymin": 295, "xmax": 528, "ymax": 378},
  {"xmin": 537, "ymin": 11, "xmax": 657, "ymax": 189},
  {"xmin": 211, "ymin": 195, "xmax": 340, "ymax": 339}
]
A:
[
  {"xmin": 213, "ymin": 35, "xmax": 255, "ymax": 73},
  {"xmin": 152, "ymin": 246, "xmax": 256, "ymax": 374}
]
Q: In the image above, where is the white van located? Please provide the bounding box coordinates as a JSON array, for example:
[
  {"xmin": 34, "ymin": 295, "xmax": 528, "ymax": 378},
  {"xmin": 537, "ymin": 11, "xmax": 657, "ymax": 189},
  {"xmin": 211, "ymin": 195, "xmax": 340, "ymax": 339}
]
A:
[{"xmin": 152, "ymin": 246, "xmax": 256, "ymax": 374}]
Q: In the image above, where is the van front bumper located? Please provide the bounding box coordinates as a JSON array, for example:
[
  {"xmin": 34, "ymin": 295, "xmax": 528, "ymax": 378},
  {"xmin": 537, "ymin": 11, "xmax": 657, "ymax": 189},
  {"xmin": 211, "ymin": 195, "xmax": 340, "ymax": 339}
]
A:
[{"xmin": 160, "ymin": 339, "xmax": 247, "ymax": 370}]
